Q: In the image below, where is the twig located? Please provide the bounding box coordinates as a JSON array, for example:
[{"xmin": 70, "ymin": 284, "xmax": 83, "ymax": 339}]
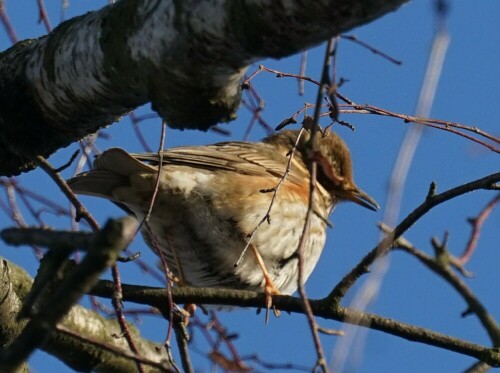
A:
[
  {"xmin": 173, "ymin": 316, "xmax": 194, "ymax": 373},
  {"xmin": 340, "ymin": 34, "xmax": 402, "ymax": 65},
  {"xmin": 298, "ymin": 50, "xmax": 308, "ymax": 95},
  {"xmin": 53, "ymin": 150, "xmax": 80, "ymax": 173},
  {"xmin": 317, "ymin": 327, "xmax": 345, "ymax": 336},
  {"xmin": 0, "ymin": 0, "xmax": 18, "ymax": 43},
  {"xmin": 0, "ymin": 217, "xmax": 137, "ymax": 371},
  {"xmin": 241, "ymin": 66, "xmax": 264, "ymax": 87},
  {"xmin": 110, "ymin": 264, "xmax": 145, "ymax": 373},
  {"xmin": 337, "ymin": 101, "xmax": 500, "ymax": 153},
  {"xmin": 234, "ymin": 129, "xmax": 304, "ymax": 268},
  {"xmin": 295, "ymin": 38, "xmax": 337, "ymax": 373},
  {"xmin": 88, "ymin": 281, "xmax": 500, "ymax": 367},
  {"xmin": 246, "ymin": 64, "xmax": 500, "ymax": 153},
  {"xmin": 35, "ymin": 156, "xmax": 100, "ymax": 229},
  {"xmin": 455, "ymin": 193, "xmax": 500, "ymax": 265},
  {"xmin": 2, "ymin": 179, "xmax": 43, "ymax": 258},
  {"xmin": 144, "ymin": 223, "xmax": 176, "ymax": 343},
  {"xmin": 241, "ymin": 85, "xmax": 273, "ymax": 137},
  {"xmin": 36, "ymin": 0, "xmax": 52, "ymax": 32},
  {"xmin": 241, "ymin": 353, "xmax": 310, "ymax": 372},
  {"xmin": 36, "ymin": 155, "xmax": 146, "ymax": 372},
  {"xmin": 209, "ymin": 312, "xmax": 249, "ymax": 371},
  {"xmin": 129, "ymin": 111, "xmax": 153, "ymax": 152},
  {"xmin": 393, "ymin": 234, "xmax": 500, "ymax": 347},
  {"xmin": 140, "ymin": 119, "xmax": 167, "ymax": 227},
  {"xmin": 463, "ymin": 361, "xmax": 491, "ymax": 373},
  {"xmin": 328, "ymin": 172, "xmax": 500, "ymax": 302},
  {"xmin": 1, "ymin": 227, "xmax": 93, "ymax": 250}
]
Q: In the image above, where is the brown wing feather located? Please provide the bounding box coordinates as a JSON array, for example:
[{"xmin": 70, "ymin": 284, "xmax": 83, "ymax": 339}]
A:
[
  {"xmin": 132, "ymin": 141, "xmax": 309, "ymax": 184},
  {"xmin": 68, "ymin": 139, "xmax": 311, "ymax": 198}
]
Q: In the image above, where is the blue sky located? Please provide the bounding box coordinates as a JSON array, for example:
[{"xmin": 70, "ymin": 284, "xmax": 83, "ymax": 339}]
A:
[{"xmin": 1, "ymin": 1, "xmax": 499, "ymax": 372}]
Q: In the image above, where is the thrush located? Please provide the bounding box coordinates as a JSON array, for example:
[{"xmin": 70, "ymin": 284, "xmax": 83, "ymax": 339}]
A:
[{"xmin": 67, "ymin": 129, "xmax": 378, "ymax": 306}]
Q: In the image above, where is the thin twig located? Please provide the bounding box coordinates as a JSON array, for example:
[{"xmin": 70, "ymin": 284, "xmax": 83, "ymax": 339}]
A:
[
  {"xmin": 3, "ymin": 179, "xmax": 43, "ymax": 258},
  {"xmin": 110, "ymin": 265, "xmax": 145, "ymax": 373},
  {"xmin": 249, "ymin": 64, "xmax": 499, "ymax": 153},
  {"xmin": 173, "ymin": 316, "xmax": 194, "ymax": 373},
  {"xmin": 36, "ymin": 156, "xmax": 145, "ymax": 372},
  {"xmin": 144, "ymin": 223, "xmax": 176, "ymax": 343},
  {"xmin": 393, "ymin": 234, "xmax": 500, "ymax": 346},
  {"xmin": 140, "ymin": 120, "xmax": 167, "ymax": 227},
  {"xmin": 129, "ymin": 111, "xmax": 153, "ymax": 152},
  {"xmin": 134, "ymin": 119, "xmax": 177, "ymax": 345},
  {"xmin": 36, "ymin": 156, "xmax": 100, "ymax": 230},
  {"xmin": 328, "ymin": 172, "xmax": 500, "ymax": 302},
  {"xmin": 234, "ymin": 129, "xmax": 304, "ymax": 267},
  {"xmin": 296, "ymin": 38, "xmax": 337, "ymax": 373},
  {"xmin": 36, "ymin": 0, "xmax": 52, "ymax": 32},
  {"xmin": 208, "ymin": 312, "xmax": 250, "ymax": 371},
  {"xmin": 454, "ymin": 192, "xmax": 500, "ymax": 265},
  {"xmin": 337, "ymin": 101, "xmax": 500, "ymax": 153},
  {"xmin": 0, "ymin": 0, "xmax": 18, "ymax": 43},
  {"xmin": 340, "ymin": 34, "xmax": 402, "ymax": 65}
]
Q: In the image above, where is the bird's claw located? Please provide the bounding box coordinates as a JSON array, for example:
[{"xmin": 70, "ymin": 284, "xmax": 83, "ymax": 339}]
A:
[{"xmin": 264, "ymin": 278, "xmax": 281, "ymax": 323}]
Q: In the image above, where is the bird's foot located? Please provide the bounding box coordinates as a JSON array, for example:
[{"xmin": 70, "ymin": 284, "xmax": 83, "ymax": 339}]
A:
[
  {"xmin": 263, "ymin": 277, "xmax": 281, "ymax": 323},
  {"xmin": 179, "ymin": 303, "xmax": 196, "ymax": 325}
]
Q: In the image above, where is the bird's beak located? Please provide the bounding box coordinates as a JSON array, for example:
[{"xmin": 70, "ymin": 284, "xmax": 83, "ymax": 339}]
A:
[{"xmin": 345, "ymin": 187, "xmax": 379, "ymax": 211}]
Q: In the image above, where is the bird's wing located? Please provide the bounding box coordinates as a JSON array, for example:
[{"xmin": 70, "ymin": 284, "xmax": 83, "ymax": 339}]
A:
[
  {"xmin": 132, "ymin": 141, "xmax": 309, "ymax": 183},
  {"xmin": 68, "ymin": 142, "xmax": 311, "ymax": 199}
]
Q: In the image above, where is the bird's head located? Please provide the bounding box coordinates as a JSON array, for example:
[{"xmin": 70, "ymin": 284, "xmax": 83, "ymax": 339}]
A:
[
  {"xmin": 271, "ymin": 128, "xmax": 379, "ymax": 211},
  {"xmin": 310, "ymin": 129, "xmax": 379, "ymax": 211}
]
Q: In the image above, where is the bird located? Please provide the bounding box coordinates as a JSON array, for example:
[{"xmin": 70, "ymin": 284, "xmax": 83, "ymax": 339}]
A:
[{"xmin": 67, "ymin": 129, "xmax": 378, "ymax": 308}]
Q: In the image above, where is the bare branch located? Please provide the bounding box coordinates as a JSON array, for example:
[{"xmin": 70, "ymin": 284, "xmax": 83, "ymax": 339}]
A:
[
  {"xmin": 0, "ymin": 217, "xmax": 137, "ymax": 371},
  {"xmin": 0, "ymin": 0, "xmax": 408, "ymax": 176},
  {"xmin": 455, "ymin": 193, "xmax": 500, "ymax": 265},
  {"xmin": 89, "ymin": 281, "xmax": 500, "ymax": 367},
  {"xmin": 394, "ymin": 237, "xmax": 500, "ymax": 347},
  {"xmin": 328, "ymin": 172, "xmax": 500, "ymax": 302}
]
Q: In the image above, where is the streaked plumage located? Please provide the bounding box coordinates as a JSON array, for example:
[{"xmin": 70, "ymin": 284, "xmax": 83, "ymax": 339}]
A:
[{"xmin": 67, "ymin": 129, "xmax": 378, "ymax": 298}]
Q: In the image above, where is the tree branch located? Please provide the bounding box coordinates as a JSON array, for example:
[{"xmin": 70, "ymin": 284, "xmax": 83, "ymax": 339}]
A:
[
  {"xmin": 328, "ymin": 172, "xmax": 500, "ymax": 302},
  {"xmin": 0, "ymin": 0, "xmax": 408, "ymax": 176},
  {"xmin": 0, "ymin": 255, "xmax": 172, "ymax": 372},
  {"xmin": 0, "ymin": 217, "xmax": 173, "ymax": 372},
  {"xmin": 89, "ymin": 281, "xmax": 500, "ymax": 367},
  {"xmin": 394, "ymin": 237, "xmax": 500, "ymax": 347}
]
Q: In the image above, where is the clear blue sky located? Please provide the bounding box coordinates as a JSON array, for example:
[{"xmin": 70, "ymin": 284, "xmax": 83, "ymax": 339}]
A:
[{"xmin": 1, "ymin": 1, "xmax": 499, "ymax": 372}]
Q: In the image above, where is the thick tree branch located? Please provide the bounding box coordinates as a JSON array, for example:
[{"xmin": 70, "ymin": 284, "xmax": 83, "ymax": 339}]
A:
[
  {"xmin": 0, "ymin": 218, "xmax": 174, "ymax": 372},
  {"xmin": 0, "ymin": 256, "xmax": 171, "ymax": 372},
  {"xmin": 0, "ymin": 260, "xmax": 29, "ymax": 373},
  {"xmin": 1, "ymin": 218, "xmax": 136, "ymax": 370},
  {"xmin": 0, "ymin": 0, "xmax": 408, "ymax": 176}
]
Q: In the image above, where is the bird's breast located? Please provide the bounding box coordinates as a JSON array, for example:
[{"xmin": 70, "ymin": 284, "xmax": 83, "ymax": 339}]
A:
[{"xmin": 123, "ymin": 167, "xmax": 330, "ymax": 294}]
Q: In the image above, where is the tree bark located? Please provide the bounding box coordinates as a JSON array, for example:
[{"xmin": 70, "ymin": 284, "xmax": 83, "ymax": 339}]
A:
[
  {"xmin": 0, "ymin": 221, "xmax": 171, "ymax": 373},
  {"xmin": 0, "ymin": 259, "xmax": 170, "ymax": 372},
  {"xmin": 0, "ymin": 0, "xmax": 407, "ymax": 176}
]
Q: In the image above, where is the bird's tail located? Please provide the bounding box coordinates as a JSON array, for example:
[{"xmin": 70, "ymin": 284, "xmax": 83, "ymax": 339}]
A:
[{"xmin": 66, "ymin": 148, "xmax": 155, "ymax": 200}]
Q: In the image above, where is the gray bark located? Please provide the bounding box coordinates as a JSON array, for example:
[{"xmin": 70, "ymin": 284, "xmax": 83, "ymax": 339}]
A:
[{"xmin": 0, "ymin": 0, "xmax": 408, "ymax": 176}]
